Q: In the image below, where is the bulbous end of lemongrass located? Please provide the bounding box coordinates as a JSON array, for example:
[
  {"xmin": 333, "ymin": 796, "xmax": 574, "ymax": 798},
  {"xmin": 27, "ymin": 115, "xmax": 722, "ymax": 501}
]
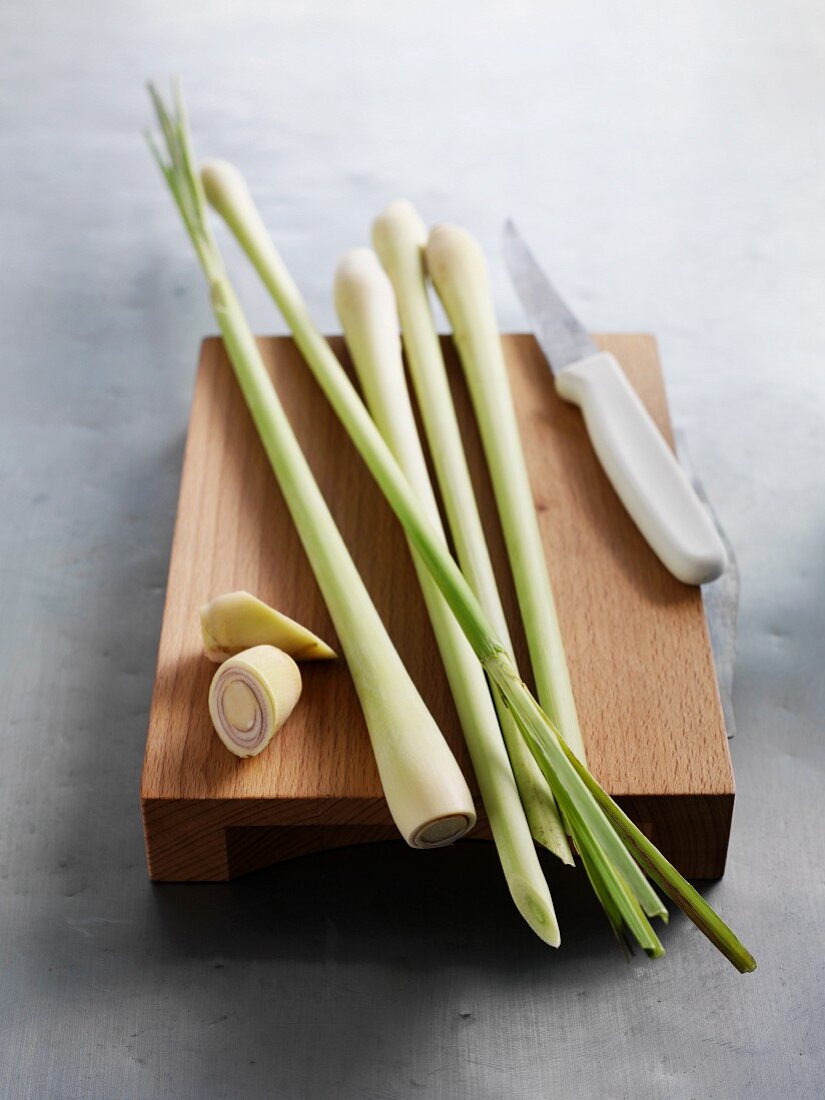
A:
[
  {"xmin": 200, "ymin": 158, "xmax": 253, "ymax": 220},
  {"xmin": 333, "ymin": 247, "xmax": 393, "ymax": 315},
  {"xmin": 334, "ymin": 248, "xmax": 405, "ymax": 419},
  {"xmin": 425, "ymin": 224, "xmax": 491, "ymax": 310},
  {"xmin": 200, "ymin": 590, "xmax": 337, "ymax": 663},
  {"xmin": 372, "ymin": 199, "xmax": 428, "ymax": 261},
  {"xmin": 208, "ymin": 645, "xmax": 302, "ymax": 757}
]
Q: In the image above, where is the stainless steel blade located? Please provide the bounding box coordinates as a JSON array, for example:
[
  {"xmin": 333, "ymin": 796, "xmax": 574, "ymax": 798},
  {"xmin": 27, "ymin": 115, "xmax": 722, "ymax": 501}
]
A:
[{"xmin": 503, "ymin": 220, "xmax": 598, "ymax": 372}]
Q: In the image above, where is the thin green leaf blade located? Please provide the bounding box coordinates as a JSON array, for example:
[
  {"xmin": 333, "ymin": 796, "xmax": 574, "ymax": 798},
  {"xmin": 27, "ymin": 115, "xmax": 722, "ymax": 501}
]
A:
[
  {"xmin": 558, "ymin": 737, "xmax": 756, "ymax": 972},
  {"xmin": 504, "ymin": 674, "xmax": 668, "ymax": 922}
]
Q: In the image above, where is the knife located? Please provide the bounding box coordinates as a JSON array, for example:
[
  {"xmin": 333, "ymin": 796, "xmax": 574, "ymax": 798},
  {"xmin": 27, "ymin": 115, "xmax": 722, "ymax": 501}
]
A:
[{"xmin": 503, "ymin": 220, "xmax": 727, "ymax": 585}]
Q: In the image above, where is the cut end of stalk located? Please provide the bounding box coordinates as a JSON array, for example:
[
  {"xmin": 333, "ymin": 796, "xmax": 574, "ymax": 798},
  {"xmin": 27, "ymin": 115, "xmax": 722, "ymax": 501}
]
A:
[
  {"xmin": 411, "ymin": 814, "xmax": 474, "ymax": 849},
  {"xmin": 208, "ymin": 645, "xmax": 302, "ymax": 757},
  {"xmin": 510, "ymin": 877, "xmax": 561, "ymax": 947},
  {"xmin": 532, "ymin": 816, "xmax": 576, "ymax": 866}
]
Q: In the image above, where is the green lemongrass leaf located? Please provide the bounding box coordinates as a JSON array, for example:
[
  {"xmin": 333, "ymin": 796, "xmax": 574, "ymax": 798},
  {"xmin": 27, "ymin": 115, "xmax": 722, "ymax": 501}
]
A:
[
  {"xmin": 173, "ymin": 78, "xmax": 211, "ymax": 224},
  {"xmin": 147, "ymin": 82, "xmax": 176, "ymax": 150},
  {"xmin": 491, "ymin": 683, "xmax": 573, "ymax": 862},
  {"xmin": 576, "ymin": 841, "xmax": 628, "ymax": 952},
  {"xmin": 529, "ymin": 719, "xmax": 665, "ymax": 956},
  {"xmin": 144, "ymin": 123, "xmax": 185, "ymax": 219},
  {"xmin": 148, "ymin": 81, "xmax": 190, "ymax": 205},
  {"xmin": 502, "ymin": 666, "xmax": 668, "ymax": 924},
  {"xmin": 565, "ymin": 804, "xmax": 664, "ymax": 958},
  {"xmin": 557, "ymin": 739, "xmax": 757, "ymax": 973},
  {"xmin": 146, "ymin": 83, "xmax": 217, "ymax": 272},
  {"xmin": 144, "ymin": 128, "xmax": 171, "ymax": 183},
  {"xmin": 146, "ymin": 142, "xmax": 193, "ymax": 247}
]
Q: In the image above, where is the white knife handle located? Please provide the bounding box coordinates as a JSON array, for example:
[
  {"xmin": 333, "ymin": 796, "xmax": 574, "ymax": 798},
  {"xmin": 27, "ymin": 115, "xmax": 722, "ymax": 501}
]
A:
[{"xmin": 554, "ymin": 351, "xmax": 727, "ymax": 585}]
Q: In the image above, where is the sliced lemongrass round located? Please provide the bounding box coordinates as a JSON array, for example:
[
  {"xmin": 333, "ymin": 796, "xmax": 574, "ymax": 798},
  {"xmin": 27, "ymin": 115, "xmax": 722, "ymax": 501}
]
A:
[
  {"xmin": 200, "ymin": 590, "xmax": 337, "ymax": 663},
  {"xmin": 208, "ymin": 645, "xmax": 302, "ymax": 757},
  {"xmin": 412, "ymin": 813, "xmax": 475, "ymax": 849}
]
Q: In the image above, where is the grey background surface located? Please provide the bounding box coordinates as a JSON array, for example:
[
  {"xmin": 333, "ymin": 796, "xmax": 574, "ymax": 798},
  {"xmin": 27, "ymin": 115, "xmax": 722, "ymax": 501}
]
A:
[{"xmin": 1, "ymin": 1, "xmax": 823, "ymax": 1097}]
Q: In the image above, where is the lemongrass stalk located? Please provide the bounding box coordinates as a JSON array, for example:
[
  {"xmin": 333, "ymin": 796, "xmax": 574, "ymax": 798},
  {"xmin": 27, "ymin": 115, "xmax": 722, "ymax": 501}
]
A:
[
  {"xmin": 147, "ymin": 84, "xmax": 475, "ymax": 850},
  {"xmin": 426, "ymin": 224, "xmax": 586, "ymax": 764},
  {"xmin": 334, "ymin": 247, "xmax": 561, "ymax": 945},
  {"xmin": 372, "ymin": 200, "xmax": 571, "ymax": 862},
  {"xmin": 200, "ymin": 590, "xmax": 337, "ymax": 663},
  {"xmin": 208, "ymin": 644, "xmax": 302, "ymax": 756},
  {"xmin": 151, "ymin": 88, "xmax": 755, "ymax": 969}
]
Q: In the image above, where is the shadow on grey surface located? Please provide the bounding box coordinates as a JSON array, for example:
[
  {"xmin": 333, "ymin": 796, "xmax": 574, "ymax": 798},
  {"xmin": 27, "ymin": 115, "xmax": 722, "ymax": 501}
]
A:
[{"xmin": 145, "ymin": 839, "xmax": 695, "ymax": 970}]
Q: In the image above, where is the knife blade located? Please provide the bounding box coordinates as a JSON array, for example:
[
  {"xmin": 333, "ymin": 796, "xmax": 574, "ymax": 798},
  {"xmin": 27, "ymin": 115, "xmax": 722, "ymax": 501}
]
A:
[
  {"xmin": 503, "ymin": 221, "xmax": 598, "ymax": 371},
  {"xmin": 503, "ymin": 220, "xmax": 727, "ymax": 585}
]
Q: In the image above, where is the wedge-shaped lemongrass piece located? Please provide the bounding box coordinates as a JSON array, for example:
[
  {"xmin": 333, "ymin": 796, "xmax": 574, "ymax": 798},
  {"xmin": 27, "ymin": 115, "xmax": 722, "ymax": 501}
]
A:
[
  {"xmin": 426, "ymin": 223, "xmax": 587, "ymax": 765},
  {"xmin": 148, "ymin": 86, "xmax": 475, "ymax": 850},
  {"xmin": 372, "ymin": 200, "xmax": 571, "ymax": 863},
  {"xmin": 149, "ymin": 86, "xmax": 755, "ymax": 969},
  {"xmin": 209, "ymin": 644, "xmax": 302, "ymax": 756},
  {"xmin": 200, "ymin": 590, "xmax": 337, "ymax": 663},
  {"xmin": 335, "ymin": 247, "xmax": 561, "ymax": 945}
]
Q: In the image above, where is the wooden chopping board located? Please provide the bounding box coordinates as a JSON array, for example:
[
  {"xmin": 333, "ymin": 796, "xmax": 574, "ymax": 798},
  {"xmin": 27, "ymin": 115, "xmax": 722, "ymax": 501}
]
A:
[{"xmin": 141, "ymin": 334, "xmax": 734, "ymax": 882}]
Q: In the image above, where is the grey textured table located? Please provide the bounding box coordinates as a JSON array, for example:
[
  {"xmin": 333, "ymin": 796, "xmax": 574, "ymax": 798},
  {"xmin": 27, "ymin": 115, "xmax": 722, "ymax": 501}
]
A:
[{"xmin": 1, "ymin": 2, "xmax": 823, "ymax": 1097}]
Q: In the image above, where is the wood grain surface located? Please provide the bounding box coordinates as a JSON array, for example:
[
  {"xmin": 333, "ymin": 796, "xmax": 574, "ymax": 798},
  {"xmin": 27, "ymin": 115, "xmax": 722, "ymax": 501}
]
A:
[{"xmin": 142, "ymin": 334, "xmax": 734, "ymax": 881}]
